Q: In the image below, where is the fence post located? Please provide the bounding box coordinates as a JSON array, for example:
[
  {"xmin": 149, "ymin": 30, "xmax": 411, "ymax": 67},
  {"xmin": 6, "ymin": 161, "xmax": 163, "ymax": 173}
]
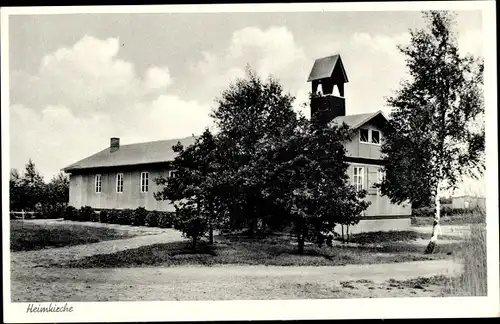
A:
[{"xmin": 21, "ymin": 209, "xmax": 25, "ymax": 221}]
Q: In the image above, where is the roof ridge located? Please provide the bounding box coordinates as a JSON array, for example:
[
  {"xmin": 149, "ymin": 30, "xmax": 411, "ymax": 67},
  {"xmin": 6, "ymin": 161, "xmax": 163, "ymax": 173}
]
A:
[
  {"xmin": 117, "ymin": 135, "xmax": 197, "ymax": 147},
  {"xmin": 61, "ymin": 135, "xmax": 198, "ymax": 172}
]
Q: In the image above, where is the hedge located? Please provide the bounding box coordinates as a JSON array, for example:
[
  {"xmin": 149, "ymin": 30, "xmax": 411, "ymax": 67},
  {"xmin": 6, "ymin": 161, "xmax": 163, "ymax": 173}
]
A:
[
  {"xmin": 78, "ymin": 206, "xmax": 96, "ymax": 222},
  {"xmin": 133, "ymin": 207, "xmax": 148, "ymax": 226},
  {"xmin": 412, "ymin": 206, "xmax": 481, "ymax": 217},
  {"xmin": 63, "ymin": 206, "xmax": 78, "ymax": 221},
  {"xmin": 60, "ymin": 206, "xmax": 175, "ymax": 228}
]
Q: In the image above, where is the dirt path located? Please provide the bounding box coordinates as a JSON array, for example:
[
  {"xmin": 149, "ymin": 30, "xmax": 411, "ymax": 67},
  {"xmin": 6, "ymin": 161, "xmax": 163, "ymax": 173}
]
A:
[
  {"xmin": 9, "ymin": 221, "xmax": 463, "ymax": 301},
  {"xmin": 11, "ymin": 260, "xmax": 461, "ymax": 302},
  {"xmin": 412, "ymin": 224, "xmax": 472, "ymax": 238},
  {"xmin": 11, "ymin": 230, "xmax": 185, "ymax": 268}
]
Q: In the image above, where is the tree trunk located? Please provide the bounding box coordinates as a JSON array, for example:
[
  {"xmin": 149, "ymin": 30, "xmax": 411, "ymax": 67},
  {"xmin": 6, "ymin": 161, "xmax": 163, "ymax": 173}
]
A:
[
  {"xmin": 295, "ymin": 220, "xmax": 306, "ymax": 254},
  {"xmin": 192, "ymin": 236, "xmax": 197, "ymax": 251},
  {"xmin": 209, "ymin": 223, "xmax": 214, "ymax": 245},
  {"xmin": 298, "ymin": 233, "xmax": 305, "ymax": 254},
  {"xmin": 341, "ymin": 225, "xmax": 345, "ymax": 243},
  {"xmin": 425, "ymin": 186, "xmax": 442, "ymax": 254},
  {"xmin": 248, "ymin": 218, "xmax": 257, "ymax": 237}
]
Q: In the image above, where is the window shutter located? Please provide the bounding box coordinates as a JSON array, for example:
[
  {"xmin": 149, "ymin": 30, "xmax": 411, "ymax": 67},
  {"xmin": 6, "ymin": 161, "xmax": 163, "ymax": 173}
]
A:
[{"xmin": 367, "ymin": 167, "xmax": 378, "ymax": 195}]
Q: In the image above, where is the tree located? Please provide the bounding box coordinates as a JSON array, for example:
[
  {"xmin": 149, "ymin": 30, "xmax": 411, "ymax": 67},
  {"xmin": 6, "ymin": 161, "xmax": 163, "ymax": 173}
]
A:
[
  {"xmin": 45, "ymin": 172, "xmax": 70, "ymax": 214},
  {"xmin": 378, "ymin": 11, "xmax": 485, "ymax": 253},
  {"xmin": 9, "ymin": 168, "xmax": 23, "ymax": 211},
  {"xmin": 10, "ymin": 160, "xmax": 47, "ymax": 213},
  {"xmin": 155, "ymin": 129, "xmax": 226, "ymax": 249},
  {"xmin": 261, "ymin": 117, "xmax": 370, "ymax": 253},
  {"xmin": 210, "ymin": 66, "xmax": 299, "ymax": 234},
  {"xmin": 19, "ymin": 159, "xmax": 46, "ymax": 212}
]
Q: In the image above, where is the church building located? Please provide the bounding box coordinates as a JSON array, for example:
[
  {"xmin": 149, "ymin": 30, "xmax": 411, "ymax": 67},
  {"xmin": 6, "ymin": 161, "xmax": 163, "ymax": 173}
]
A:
[{"xmin": 62, "ymin": 54, "xmax": 411, "ymax": 233}]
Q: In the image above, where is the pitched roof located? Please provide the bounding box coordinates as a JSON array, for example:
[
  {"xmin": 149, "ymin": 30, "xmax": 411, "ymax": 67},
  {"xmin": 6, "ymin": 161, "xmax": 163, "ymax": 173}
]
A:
[
  {"xmin": 62, "ymin": 136, "xmax": 197, "ymax": 172},
  {"xmin": 62, "ymin": 111, "xmax": 389, "ymax": 172},
  {"xmin": 307, "ymin": 54, "xmax": 349, "ymax": 82},
  {"xmin": 330, "ymin": 110, "xmax": 389, "ymax": 129}
]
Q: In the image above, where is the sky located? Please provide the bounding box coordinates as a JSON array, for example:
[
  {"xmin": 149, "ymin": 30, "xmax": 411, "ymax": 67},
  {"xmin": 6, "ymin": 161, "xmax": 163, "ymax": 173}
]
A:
[{"xmin": 7, "ymin": 9, "xmax": 485, "ymax": 196}]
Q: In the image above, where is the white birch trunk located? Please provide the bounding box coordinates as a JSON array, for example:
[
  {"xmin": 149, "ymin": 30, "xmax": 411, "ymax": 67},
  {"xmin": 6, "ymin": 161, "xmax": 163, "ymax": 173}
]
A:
[
  {"xmin": 430, "ymin": 186, "xmax": 442, "ymax": 242},
  {"xmin": 426, "ymin": 183, "xmax": 443, "ymax": 254}
]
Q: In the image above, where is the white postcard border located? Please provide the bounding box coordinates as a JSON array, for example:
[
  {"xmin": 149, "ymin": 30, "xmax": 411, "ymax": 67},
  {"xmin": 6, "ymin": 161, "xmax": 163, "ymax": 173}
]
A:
[{"xmin": 2, "ymin": 1, "xmax": 498, "ymax": 322}]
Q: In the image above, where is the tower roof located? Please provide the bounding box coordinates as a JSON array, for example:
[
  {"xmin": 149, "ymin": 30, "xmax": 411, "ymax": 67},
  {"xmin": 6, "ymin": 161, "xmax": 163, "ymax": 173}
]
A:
[{"xmin": 307, "ymin": 54, "xmax": 349, "ymax": 83}]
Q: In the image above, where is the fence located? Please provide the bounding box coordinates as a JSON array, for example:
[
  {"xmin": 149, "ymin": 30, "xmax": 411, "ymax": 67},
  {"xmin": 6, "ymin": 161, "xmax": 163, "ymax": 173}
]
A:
[{"xmin": 10, "ymin": 211, "xmax": 37, "ymax": 220}]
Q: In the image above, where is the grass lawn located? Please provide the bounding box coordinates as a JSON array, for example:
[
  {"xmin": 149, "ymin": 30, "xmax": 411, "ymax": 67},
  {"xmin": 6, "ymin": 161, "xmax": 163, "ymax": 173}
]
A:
[
  {"xmin": 10, "ymin": 220, "xmax": 138, "ymax": 251},
  {"xmin": 344, "ymin": 230, "xmax": 461, "ymax": 244},
  {"xmin": 411, "ymin": 212, "xmax": 485, "ymax": 226},
  {"xmin": 62, "ymin": 231, "xmax": 460, "ymax": 268}
]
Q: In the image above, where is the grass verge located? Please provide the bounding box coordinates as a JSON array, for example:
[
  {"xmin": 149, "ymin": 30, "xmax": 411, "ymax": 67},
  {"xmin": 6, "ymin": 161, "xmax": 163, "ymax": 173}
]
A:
[
  {"xmin": 397, "ymin": 219, "xmax": 487, "ymax": 297},
  {"xmin": 10, "ymin": 220, "xmax": 138, "ymax": 251},
  {"xmin": 344, "ymin": 230, "xmax": 461, "ymax": 244},
  {"xmin": 448, "ymin": 223, "xmax": 487, "ymax": 296}
]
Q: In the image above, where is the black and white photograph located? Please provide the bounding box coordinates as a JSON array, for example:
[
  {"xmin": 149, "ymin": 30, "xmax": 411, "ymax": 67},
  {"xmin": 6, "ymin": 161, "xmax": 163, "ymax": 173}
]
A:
[{"xmin": 1, "ymin": 1, "xmax": 498, "ymax": 322}]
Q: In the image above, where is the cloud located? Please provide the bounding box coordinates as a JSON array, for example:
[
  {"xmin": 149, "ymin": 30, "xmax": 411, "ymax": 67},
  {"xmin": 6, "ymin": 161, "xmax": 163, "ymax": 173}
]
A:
[
  {"xmin": 126, "ymin": 95, "xmax": 213, "ymax": 143},
  {"xmin": 11, "ymin": 35, "xmax": 177, "ymax": 117},
  {"xmin": 10, "ymin": 35, "xmax": 211, "ymax": 179},
  {"xmin": 457, "ymin": 29, "xmax": 483, "ymax": 57},
  {"xmin": 9, "ymin": 27, "xmax": 485, "ymax": 188},
  {"xmin": 144, "ymin": 66, "xmax": 173, "ymax": 90},
  {"xmin": 227, "ymin": 26, "xmax": 308, "ymax": 79},
  {"xmin": 192, "ymin": 26, "xmax": 308, "ymax": 101},
  {"xmin": 350, "ymin": 32, "xmax": 410, "ymax": 58},
  {"xmin": 312, "ymin": 32, "xmax": 411, "ymax": 115},
  {"xmin": 10, "ymin": 104, "xmax": 113, "ymax": 180}
]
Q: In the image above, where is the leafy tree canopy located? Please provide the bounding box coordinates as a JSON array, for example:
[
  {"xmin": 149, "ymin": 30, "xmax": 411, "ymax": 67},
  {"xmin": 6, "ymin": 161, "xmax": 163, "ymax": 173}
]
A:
[{"xmin": 379, "ymin": 10, "xmax": 484, "ymax": 207}]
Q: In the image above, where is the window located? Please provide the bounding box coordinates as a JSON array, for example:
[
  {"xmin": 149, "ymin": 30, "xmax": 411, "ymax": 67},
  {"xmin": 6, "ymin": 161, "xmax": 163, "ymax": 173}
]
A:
[
  {"xmin": 95, "ymin": 174, "xmax": 102, "ymax": 193},
  {"xmin": 116, "ymin": 173, "xmax": 124, "ymax": 193},
  {"xmin": 353, "ymin": 167, "xmax": 364, "ymax": 191},
  {"xmin": 359, "ymin": 128, "xmax": 382, "ymax": 145},
  {"xmin": 359, "ymin": 129, "xmax": 369, "ymax": 143},
  {"xmin": 377, "ymin": 168, "xmax": 386, "ymax": 195},
  {"xmin": 168, "ymin": 170, "xmax": 178, "ymax": 179},
  {"xmin": 371, "ymin": 130, "xmax": 380, "ymax": 144},
  {"xmin": 141, "ymin": 172, "xmax": 149, "ymax": 193}
]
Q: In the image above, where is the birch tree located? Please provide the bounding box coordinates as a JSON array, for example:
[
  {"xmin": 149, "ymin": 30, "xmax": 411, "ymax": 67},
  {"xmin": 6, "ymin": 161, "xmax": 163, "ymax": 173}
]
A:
[{"xmin": 378, "ymin": 11, "xmax": 485, "ymax": 253}]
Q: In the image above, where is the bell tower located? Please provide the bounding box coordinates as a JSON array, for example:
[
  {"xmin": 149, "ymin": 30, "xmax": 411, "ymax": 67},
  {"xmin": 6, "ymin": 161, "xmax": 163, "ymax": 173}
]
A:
[{"xmin": 307, "ymin": 54, "xmax": 348, "ymax": 125}]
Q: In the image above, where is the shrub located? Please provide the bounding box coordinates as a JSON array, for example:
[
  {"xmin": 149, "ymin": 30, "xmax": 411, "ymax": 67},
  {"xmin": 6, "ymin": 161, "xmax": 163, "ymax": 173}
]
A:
[
  {"xmin": 79, "ymin": 206, "xmax": 95, "ymax": 222},
  {"xmin": 90, "ymin": 210, "xmax": 100, "ymax": 222},
  {"xmin": 33, "ymin": 210, "xmax": 44, "ymax": 219},
  {"xmin": 441, "ymin": 206, "xmax": 452, "ymax": 216},
  {"xmin": 412, "ymin": 206, "xmax": 473, "ymax": 218},
  {"xmin": 63, "ymin": 206, "xmax": 78, "ymax": 221},
  {"xmin": 158, "ymin": 212, "xmax": 174, "ymax": 228},
  {"xmin": 107, "ymin": 209, "xmax": 120, "ymax": 224},
  {"xmin": 118, "ymin": 209, "xmax": 134, "ymax": 225},
  {"xmin": 49, "ymin": 208, "xmax": 64, "ymax": 219},
  {"xmin": 133, "ymin": 207, "xmax": 148, "ymax": 226},
  {"xmin": 35, "ymin": 205, "xmax": 67, "ymax": 219},
  {"xmin": 99, "ymin": 209, "xmax": 109, "ymax": 223},
  {"xmin": 145, "ymin": 211, "xmax": 160, "ymax": 227}
]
